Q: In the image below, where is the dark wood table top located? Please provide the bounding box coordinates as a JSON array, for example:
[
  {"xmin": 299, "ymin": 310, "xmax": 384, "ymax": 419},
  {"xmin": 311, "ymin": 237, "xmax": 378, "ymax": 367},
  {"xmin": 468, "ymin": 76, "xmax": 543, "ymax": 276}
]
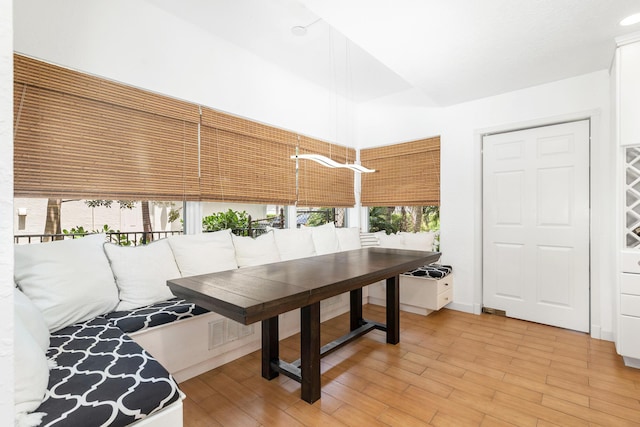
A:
[{"xmin": 167, "ymin": 247, "xmax": 441, "ymax": 325}]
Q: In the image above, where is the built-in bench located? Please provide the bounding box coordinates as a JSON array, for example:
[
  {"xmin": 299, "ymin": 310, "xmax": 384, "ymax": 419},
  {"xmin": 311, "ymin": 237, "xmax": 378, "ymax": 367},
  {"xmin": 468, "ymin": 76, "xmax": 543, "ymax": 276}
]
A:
[
  {"xmin": 362, "ymin": 231, "xmax": 453, "ymax": 315},
  {"xmin": 13, "ymin": 225, "xmax": 440, "ymax": 426}
]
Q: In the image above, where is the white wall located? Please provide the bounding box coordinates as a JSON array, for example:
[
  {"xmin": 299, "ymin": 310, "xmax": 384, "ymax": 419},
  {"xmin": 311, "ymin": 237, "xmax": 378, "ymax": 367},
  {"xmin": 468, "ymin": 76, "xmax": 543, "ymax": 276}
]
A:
[
  {"xmin": 357, "ymin": 70, "xmax": 615, "ymax": 339},
  {"xmin": 13, "ymin": 0, "xmax": 347, "ymax": 144},
  {"xmin": 0, "ymin": 0, "xmax": 13, "ymax": 421}
]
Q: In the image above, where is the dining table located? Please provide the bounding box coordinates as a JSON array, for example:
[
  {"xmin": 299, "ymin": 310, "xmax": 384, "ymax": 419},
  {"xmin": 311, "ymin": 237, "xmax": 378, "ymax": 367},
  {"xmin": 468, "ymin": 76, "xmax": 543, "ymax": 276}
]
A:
[{"xmin": 167, "ymin": 247, "xmax": 441, "ymax": 403}]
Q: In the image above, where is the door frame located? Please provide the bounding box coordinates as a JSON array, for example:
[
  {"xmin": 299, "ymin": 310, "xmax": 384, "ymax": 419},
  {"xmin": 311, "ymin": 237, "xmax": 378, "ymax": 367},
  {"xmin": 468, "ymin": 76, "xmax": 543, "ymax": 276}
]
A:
[{"xmin": 474, "ymin": 109, "xmax": 607, "ymax": 339}]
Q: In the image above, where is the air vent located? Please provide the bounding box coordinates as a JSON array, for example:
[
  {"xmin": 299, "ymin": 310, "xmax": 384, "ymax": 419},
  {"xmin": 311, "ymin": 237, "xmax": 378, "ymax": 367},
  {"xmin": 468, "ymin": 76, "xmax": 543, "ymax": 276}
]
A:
[{"xmin": 208, "ymin": 319, "xmax": 225, "ymax": 350}]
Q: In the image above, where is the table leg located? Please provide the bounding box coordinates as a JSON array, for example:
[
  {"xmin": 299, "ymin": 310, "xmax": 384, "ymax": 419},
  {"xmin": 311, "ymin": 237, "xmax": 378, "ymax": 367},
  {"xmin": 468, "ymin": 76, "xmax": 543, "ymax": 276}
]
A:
[
  {"xmin": 261, "ymin": 316, "xmax": 279, "ymax": 380},
  {"xmin": 300, "ymin": 302, "xmax": 321, "ymax": 403},
  {"xmin": 350, "ymin": 288, "xmax": 363, "ymax": 331},
  {"xmin": 386, "ymin": 275, "xmax": 400, "ymax": 344}
]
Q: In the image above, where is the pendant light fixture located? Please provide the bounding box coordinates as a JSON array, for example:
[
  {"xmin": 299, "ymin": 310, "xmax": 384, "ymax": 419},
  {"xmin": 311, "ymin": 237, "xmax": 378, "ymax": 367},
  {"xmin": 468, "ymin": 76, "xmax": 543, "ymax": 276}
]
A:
[
  {"xmin": 289, "ymin": 18, "xmax": 375, "ymax": 174},
  {"xmin": 290, "ymin": 153, "xmax": 375, "ymax": 173}
]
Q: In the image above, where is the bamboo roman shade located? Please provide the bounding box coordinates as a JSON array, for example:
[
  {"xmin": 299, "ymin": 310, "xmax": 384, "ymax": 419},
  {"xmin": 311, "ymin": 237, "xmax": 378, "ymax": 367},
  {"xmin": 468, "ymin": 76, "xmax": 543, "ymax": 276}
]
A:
[
  {"xmin": 296, "ymin": 136, "xmax": 356, "ymax": 207},
  {"xmin": 13, "ymin": 54, "xmax": 200, "ymax": 200},
  {"xmin": 13, "ymin": 54, "xmax": 356, "ymax": 207},
  {"xmin": 360, "ymin": 137, "xmax": 440, "ymax": 206},
  {"xmin": 199, "ymin": 108, "xmax": 297, "ymax": 204}
]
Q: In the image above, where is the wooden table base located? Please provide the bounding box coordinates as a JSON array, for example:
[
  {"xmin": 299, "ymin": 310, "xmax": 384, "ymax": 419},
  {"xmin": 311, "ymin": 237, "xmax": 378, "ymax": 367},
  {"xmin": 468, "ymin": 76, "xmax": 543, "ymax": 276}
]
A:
[{"xmin": 261, "ymin": 275, "xmax": 399, "ymax": 403}]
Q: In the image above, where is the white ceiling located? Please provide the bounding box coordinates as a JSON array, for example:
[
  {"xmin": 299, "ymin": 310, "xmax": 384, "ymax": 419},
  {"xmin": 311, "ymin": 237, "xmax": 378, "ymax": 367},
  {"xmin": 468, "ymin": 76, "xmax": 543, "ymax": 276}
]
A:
[{"xmin": 147, "ymin": 0, "xmax": 640, "ymax": 106}]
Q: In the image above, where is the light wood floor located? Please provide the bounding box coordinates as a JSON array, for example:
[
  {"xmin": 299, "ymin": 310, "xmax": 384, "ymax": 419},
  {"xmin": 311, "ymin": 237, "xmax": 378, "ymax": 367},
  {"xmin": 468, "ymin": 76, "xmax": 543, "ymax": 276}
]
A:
[{"xmin": 179, "ymin": 305, "xmax": 640, "ymax": 426}]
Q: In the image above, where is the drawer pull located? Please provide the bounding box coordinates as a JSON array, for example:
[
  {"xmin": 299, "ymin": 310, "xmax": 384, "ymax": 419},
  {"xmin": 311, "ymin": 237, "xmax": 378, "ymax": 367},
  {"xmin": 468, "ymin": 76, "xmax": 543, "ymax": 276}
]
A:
[{"xmin": 637, "ymin": 260, "xmax": 640, "ymax": 266}]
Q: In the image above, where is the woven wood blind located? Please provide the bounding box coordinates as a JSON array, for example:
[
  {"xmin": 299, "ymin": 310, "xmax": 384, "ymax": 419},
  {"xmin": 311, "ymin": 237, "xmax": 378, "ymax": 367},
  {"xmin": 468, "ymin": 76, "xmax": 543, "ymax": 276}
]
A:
[
  {"xmin": 360, "ymin": 137, "xmax": 440, "ymax": 206},
  {"xmin": 200, "ymin": 108, "xmax": 297, "ymax": 204},
  {"xmin": 297, "ymin": 136, "xmax": 356, "ymax": 207},
  {"xmin": 13, "ymin": 54, "xmax": 200, "ymax": 200}
]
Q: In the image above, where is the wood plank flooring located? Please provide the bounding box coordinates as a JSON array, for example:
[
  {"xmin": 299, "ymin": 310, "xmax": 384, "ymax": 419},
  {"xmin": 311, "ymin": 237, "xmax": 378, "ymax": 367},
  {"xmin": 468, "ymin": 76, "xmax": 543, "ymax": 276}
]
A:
[{"xmin": 180, "ymin": 305, "xmax": 640, "ymax": 426}]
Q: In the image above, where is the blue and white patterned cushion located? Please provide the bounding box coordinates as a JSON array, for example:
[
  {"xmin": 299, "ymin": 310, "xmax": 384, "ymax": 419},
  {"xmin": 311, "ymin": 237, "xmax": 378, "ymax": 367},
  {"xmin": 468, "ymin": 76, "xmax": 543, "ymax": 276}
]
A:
[
  {"xmin": 36, "ymin": 317, "xmax": 180, "ymax": 427},
  {"xmin": 103, "ymin": 298, "xmax": 209, "ymax": 334}
]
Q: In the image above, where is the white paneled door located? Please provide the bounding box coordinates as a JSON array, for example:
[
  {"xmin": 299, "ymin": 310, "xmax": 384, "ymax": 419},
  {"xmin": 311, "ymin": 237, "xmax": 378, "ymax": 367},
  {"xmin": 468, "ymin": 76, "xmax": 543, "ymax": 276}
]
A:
[{"xmin": 482, "ymin": 120, "xmax": 590, "ymax": 332}]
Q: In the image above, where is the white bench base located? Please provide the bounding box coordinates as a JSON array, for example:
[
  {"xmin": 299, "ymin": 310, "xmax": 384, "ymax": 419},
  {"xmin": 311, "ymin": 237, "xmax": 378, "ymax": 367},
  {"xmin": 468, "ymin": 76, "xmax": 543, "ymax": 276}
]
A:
[
  {"xmin": 130, "ymin": 294, "xmax": 352, "ymax": 383},
  {"xmin": 368, "ymin": 274, "xmax": 453, "ymax": 316}
]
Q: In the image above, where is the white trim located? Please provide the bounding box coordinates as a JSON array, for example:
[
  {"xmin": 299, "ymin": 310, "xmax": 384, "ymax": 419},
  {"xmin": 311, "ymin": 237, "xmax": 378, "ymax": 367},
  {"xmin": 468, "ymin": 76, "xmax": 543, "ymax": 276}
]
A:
[
  {"xmin": 623, "ymin": 356, "xmax": 640, "ymax": 369},
  {"xmin": 447, "ymin": 301, "xmax": 476, "ymax": 314},
  {"xmin": 131, "ymin": 398, "xmax": 184, "ymax": 427},
  {"xmin": 183, "ymin": 201, "xmax": 202, "ymax": 235},
  {"xmin": 616, "ymin": 31, "xmax": 640, "ymax": 47}
]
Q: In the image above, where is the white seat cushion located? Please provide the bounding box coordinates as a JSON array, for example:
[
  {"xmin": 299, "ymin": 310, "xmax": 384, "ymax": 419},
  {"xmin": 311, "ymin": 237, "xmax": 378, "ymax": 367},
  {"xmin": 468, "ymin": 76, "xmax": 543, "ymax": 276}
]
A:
[
  {"xmin": 232, "ymin": 231, "xmax": 281, "ymax": 267},
  {"xmin": 14, "ymin": 234, "xmax": 119, "ymax": 332},
  {"xmin": 168, "ymin": 229, "xmax": 238, "ymax": 276},
  {"xmin": 104, "ymin": 239, "xmax": 181, "ymax": 311}
]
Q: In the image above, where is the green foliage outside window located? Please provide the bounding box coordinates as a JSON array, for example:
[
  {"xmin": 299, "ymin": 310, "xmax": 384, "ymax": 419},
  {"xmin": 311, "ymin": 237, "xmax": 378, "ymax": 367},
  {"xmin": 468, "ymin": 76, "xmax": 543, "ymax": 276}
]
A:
[
  {"xmin": 369, "ymin": 206, "xmax": 440, "ymax": 234},
  {"xmin": 202, "ymin": 209, "xmax": 249, "ymax": 232}
]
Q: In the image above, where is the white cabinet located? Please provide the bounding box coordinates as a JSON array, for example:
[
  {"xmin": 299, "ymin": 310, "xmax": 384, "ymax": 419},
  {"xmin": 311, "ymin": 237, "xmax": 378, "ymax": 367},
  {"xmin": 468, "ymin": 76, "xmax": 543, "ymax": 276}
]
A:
[
  {"xmin": 619, "ymin": 164, "xmax": 640, "ymax": 366},
  {"xmin": 618, "ymin": 270, "xmax": 640, "ymax": 368},
  {"xmin": 616, "ymin": 33, "xmax": 640, "ymax": 368}
]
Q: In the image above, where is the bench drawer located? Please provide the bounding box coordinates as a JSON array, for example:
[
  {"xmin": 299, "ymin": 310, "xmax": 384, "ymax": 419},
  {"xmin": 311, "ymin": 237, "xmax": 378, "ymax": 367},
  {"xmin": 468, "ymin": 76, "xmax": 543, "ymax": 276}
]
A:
[{"xmin": 621, "ymin": 294, "xmax": 640, "ymax": 317}]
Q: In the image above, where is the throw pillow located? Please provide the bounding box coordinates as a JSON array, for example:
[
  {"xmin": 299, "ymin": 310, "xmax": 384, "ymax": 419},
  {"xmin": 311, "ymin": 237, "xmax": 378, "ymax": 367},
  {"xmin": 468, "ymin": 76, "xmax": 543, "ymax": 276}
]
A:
[
  {"xmin": 104, "ymin": 239, "xmax": 181, "ymax": 311},
  {"xmin": 311, "ymin": 223, "xmax": 340, "ymax": 255},
  {"xmin": 335, "ymin": 227, "xmax": 362, "ymax": 251},
  {"xmin": 14, "ymin": 288, "xmax": 49, "ymax": 352},
  {"xmin": 399, "ymin": 231, "xmax": 436, "ymax": 251},
  {"xmin": 168, "ymin": 229, "xmax": 238, "ymax": 276},
  {"xmin": 232, "ymin": 231, "xmax": 281, "ymax": 268},
  {"xmin": 273, "ymin": 228, "xmax": 316, "ymax": 261},
  {"xmin": 14, "ymin": 234, "xmax": 119, "ymax": 332},
  {"xmin": 14, "ymin": 316, "xmax": 48, "ymax": 427},
  {"xmin": 375, "ymin": 231, "xmax": 406, "ymax": 249}
]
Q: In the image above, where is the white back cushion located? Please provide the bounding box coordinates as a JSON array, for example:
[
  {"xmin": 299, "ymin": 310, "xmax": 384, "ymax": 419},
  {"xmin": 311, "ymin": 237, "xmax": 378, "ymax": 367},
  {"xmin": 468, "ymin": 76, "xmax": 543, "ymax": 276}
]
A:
[
  {"xmin": 14, "ymin": 234, "xmax": 119, "ymax": 332},
  {"xmin": 311, "ymin": 223, "xmax": 340, "ymax": 255},
  {"xmin": 232, "ymin": 231, "xmax": 281, "ymax": 267},
  {"xmin": 273, "ymin": 228, "xmax": 316, "ymax": 261},
  {"xmin": 14, "ymin": 316, "xmax": 49, "ymax": 425},
  {"xmin": 336, "ymin": 227, "xmax": 362, "ymax": 251},
  {"xmin": 104, "ymin": 239, "xmax": 180, "ymax": 311},
  {"xmin": 14, "ymin": 288, "xmax": 49, "ymax": 352},
  {"xmin": 399, "ymin": 231, "xmax": 436, "ymax": 251},
  {"xmin": 168, "ymin": 229, "xmax": 238, "ymax": 276},
  {"xmin": 375, "ymin": 231, "xmax": 406, "ymax": 249}
]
